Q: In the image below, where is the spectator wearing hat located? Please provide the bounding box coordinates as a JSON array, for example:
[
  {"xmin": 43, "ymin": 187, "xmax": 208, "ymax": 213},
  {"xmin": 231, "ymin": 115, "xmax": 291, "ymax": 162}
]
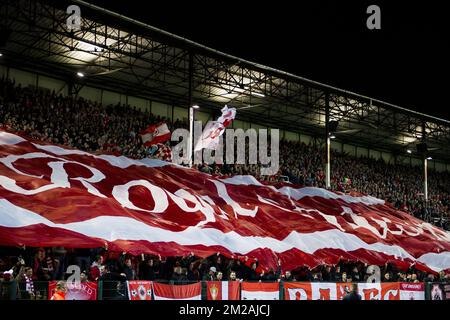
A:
[{"xmin": 203, "ymin": 266, "xmax": 217, "ymax": 281}]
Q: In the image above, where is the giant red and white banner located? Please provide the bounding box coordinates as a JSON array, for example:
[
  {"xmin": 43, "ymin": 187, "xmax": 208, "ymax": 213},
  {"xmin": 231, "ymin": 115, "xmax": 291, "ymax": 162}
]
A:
[
  {"xmin": 152, "ymin": 282, "xmax": 201, "ymax": 300},
  {"xmin": 0, "ymin": 130, "xmax": 450, "ymax": 272}
]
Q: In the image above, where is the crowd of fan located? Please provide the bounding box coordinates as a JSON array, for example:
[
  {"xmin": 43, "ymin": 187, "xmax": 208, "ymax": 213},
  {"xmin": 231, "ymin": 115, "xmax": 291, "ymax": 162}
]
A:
[
  {"xmin": 1, "ymin": 78, "xmax": 450, "ymax": 299},
  {"xmin": 0, "ymin": 245, "xmax": 449, "ymax": 299},
  {"xmin": 0, "ymin": 77, "xmax": 449, "ymax": 231}
]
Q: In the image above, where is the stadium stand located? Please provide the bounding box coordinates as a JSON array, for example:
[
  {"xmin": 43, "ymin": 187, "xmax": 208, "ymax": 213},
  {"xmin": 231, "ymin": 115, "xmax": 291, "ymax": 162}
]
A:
[
  {"xmin": 0, "ymin": 0, "xmax": 449, "ymax": 301},
  {"xmin": 1, "ymin": 77, "xmax": 448, "ymax": 231}
]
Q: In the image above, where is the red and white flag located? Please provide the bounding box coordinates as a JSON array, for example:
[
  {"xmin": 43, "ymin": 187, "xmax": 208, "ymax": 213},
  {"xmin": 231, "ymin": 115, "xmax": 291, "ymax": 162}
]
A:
[
  {"xmin": 140, "ymin": 122, "xmax": 171, "ymax": 147},
  {"xmin": 152, "ymin": 282, "xmax": 201, "ymax": 300},
  {"xmin": 0, "ymin": 129, "xmax": 450, "ymax": 273},
  {"xmin": 399, "ymin": 282, "xmax": 425, "ymax": 300},
  {"xmin": 127, "ymin": 281, "xmax": 153, "ymax": 300},
  {"xmin": 154, "ymin": 143, "xmax": 172, "ymax": 162},
  {"xmin": 194, "ymin": 105, "xmax": 236, "ymax": 151},
  {"xmin": 241, "ymin": 282, "xmax": 279, "ymax": 300},
  {"xmin": 206, "ymin": 281, "xmax": 240, "ymax": 300}
]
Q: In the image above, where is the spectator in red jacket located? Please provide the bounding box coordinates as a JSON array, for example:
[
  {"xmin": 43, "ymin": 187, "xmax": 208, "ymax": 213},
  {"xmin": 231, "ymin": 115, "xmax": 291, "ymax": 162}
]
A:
[{"xmin": 89, "ymin": 255, "xmax": 103, "ymax": 281}]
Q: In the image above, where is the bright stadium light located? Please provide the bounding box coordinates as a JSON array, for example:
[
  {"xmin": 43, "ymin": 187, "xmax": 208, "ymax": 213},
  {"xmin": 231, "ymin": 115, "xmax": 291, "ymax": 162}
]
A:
[
  {"xmin": 0, "ymin": 52, "xmax": 3, "ymax": 57},
  {"xmin": 192, "ymin": 104, "xmax": 200, "ymax": 109},
  {"xmin": 427, "ymin": 156, "xmax": 432, "ymax": 160},
  {"xmin": 76, "ymin": 72, "xmax": 84, "ymax": 78},
  {"xmin": 406, "ymin": 149, "xmax": 412, "ymax": 154},
  {"xmin": 330, "ymin": 135, "xmax": 336, "ymax": 139}
]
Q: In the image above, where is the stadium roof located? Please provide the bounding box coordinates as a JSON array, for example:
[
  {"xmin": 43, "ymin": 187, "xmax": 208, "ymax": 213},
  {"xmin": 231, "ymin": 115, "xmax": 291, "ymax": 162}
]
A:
[{"xmin": 1, "ymin": 0, "xmax": 450, "ymax": 162}]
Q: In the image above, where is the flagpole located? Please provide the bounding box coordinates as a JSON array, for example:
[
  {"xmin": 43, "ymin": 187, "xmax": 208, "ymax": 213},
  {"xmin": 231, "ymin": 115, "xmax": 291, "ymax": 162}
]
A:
[
  {"xmin": 189, "ymin": 106, "xmax": 194, "ymax": 167},
  {"xmin": 187, "ymin": 52, "xmax": 193, "ymax": 168},
  {"xmin": 325, "ymin": 93, "xmax": 331, "ymax": 189}
]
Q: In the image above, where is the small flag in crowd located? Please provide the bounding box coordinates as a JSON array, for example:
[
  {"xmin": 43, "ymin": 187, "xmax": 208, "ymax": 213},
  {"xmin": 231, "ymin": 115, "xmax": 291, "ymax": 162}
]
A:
[
  {"xmin": 194, "ymin": 105, "xmax": 236, "ymax": 151},
  {"xmin": 140, "ymin": 122, "xmax": 171, "ymax": 147},
  {"xmin": 155, "ymin": 143, "xmax": 172, "ymax": 162},
  {"xmin": 343, "ymin": 177, "xmax": 352, "ymax": 185}
]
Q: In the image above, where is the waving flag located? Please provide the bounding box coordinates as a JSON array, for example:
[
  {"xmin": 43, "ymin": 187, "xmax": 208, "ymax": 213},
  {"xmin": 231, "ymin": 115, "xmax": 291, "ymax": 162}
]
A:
[
  {"xmin": 0, "ymin": 130, "xmax": 450, "ymax": 273},
  {"xmin": 194, "ymin": 105, "xmax": 236, "ymax": 151},
  {"xmin": 140, "ymin": 122, "xmax": 171, "ymax": 147}
]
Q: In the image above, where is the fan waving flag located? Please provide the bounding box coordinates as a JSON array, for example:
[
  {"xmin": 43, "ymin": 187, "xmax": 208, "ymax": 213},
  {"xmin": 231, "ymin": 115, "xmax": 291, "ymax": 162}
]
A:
[
  {"xmin": 194, "ymin": 105, "xmax": 236, "ymax": 151},
  {"xmin": 0, "ymin": 130, "xmax": 450, "ymax": 273},
  {"xmin": 140, "ymin": 122, "xmax": 171, "ymax": 146},
  {"xmin": 153, "ymin": 282, "xmax": 201, "ymax": 300}
]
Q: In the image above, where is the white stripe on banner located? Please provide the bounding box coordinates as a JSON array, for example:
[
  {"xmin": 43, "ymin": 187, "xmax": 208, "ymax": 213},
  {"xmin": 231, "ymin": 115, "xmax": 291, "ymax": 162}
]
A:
[
  {"xmin": 0, "ymin": 198, "xmax": 450, "ymax": 271},
  {"xmin": 222, "ymin": 282, "xmax": 228, "ymax": 300},
  {"xmin": 241, "ymin": 290, "xmax": 279, "ymax": 300},
  {"xmin": 0, "ymin": 132, "xmax": 26, "ymax": 145}
]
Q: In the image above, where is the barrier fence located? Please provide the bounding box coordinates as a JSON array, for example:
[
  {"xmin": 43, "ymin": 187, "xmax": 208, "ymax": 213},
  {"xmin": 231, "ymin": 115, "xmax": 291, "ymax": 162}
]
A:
[{"xmin": 0, "ymin": 280, "xmax": 448, "ymax": 300}]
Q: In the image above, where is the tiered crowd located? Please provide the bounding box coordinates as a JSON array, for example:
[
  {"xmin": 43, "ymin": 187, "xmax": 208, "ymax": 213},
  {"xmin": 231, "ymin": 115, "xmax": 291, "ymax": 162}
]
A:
[
  {"xmin": 1, "ymin": 78, "xmax": 450, "ymax": 298},
  {"xmin": 1, "ymin": 77, "xmax": 449, "ymax": 229},
  {"xmin": 0, "ymin": 246, "xmax": 448, "ymax": 299}
]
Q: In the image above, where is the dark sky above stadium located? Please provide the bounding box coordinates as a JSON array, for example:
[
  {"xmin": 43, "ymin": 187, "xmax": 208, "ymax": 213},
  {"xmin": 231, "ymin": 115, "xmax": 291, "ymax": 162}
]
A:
[{"xmin": 84, "ymin": 1, "xmax": 449, "ymax": 119}]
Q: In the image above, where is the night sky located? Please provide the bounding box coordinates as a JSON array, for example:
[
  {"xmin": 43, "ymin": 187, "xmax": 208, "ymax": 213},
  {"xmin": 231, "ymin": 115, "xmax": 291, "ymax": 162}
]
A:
[{"xmin": 83, "ymin": 1, "xmax": 449, "ymax": 119}]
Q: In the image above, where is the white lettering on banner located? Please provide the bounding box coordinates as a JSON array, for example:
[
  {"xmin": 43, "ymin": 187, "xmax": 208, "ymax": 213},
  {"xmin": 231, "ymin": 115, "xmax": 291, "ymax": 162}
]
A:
[
  {"xmin": 312, "ymin": 283, "xmax": 337, "ymax": 300},
  {"xmin": 288, "ymin": 288, "xmax": 308, "ymax": 300},
  {"xmin": 1, "ymin": 151, "xmax": 450, "ymax": 245},
  {"xmin": 0, "ymin": 153, "xmax": 106, "ymax": 197},
  {"xmin": 209, "ymin": 179, "xmax": 258, "ymax": 218},
  {"xmin": 48, "ymin": 161, "xmax": 107, "ymax": 198},
  {"xmin": 167, "ymin": 189, "xmax": 216, "ymax": 226},
  {"xmin": 112, "ymin": 180, "xmax": 169, "ymax": 213},
  {"xmin": 383, "ymin": 289, "xmax": 399, "ymax": 300},
  {"xmin": 199, "ymin": 195, "xmax": 229, "ymax": 220},
  {"xmin": 360, "ymin": 283, "xmax": 381, "ymax": 300}
]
